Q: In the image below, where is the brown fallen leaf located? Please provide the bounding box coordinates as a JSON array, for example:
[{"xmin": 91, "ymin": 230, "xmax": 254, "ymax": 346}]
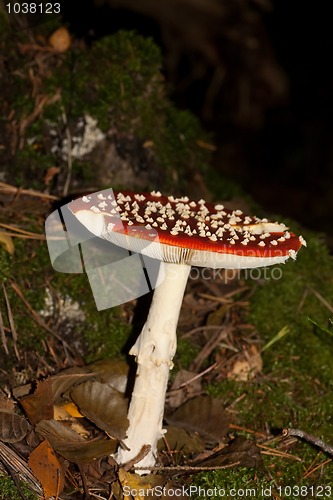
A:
[
  {"xmin": 117, "ymin": 469, "xmax": 165, "ymax": 500},
  {"xmin": 159, "ymin": 425, "xmax": 205, "ymax": 454},
  {"xmin": 28, "ymin": 439, "xmax": 65, "ymax": 499},
  {"xmin": 35, "ymin": 419, "xmax": 117, "ymax": 463},
  {"xmin": 44, "ymin": 166, "xmax": 61, "ymax": 186},
  {"xmin": 0, "ymin": 394, "xmax": 15, "ymax": 413},
  {"xmin": 87, "ymin": 358, "xmax": 129, "ymax": 392},
  {"xmin": 50, "ymin": 367, "xmax": 96, "ymax": 402},
  {"xmin": 227, "ymin": 345, "xmax": 263, "ymax": 381},
  {"xmin": 20, "ymin": 379, "xmax": 54, "ymax": 425},
  {"xmin": 194, "ymin": 436, "xmax": 262, "ymax": 469},
  {"xmin": 54, "ymin": 401, "xmax": 84, "ymax": 420},
  {"xmin": 165, "ymin": 395, "xmax": 229, "ymax": 445},
  {"xmin": 70, "ymin": 380, "xmax": 129, "ymax": 440},
  {"xmin": 0, "ymin": 411, "xmax": 31, "ymax": 443}
]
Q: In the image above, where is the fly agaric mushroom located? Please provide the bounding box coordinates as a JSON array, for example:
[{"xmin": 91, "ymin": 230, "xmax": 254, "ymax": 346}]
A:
[{"xmin": 68, "ymin": 189, "xmax": 306, "ymax": 471}]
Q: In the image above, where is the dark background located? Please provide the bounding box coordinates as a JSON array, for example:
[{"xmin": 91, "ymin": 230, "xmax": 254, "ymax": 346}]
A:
[{"xmin": 60, "ymin": 0, "xmax": 332, "ymax": 246}]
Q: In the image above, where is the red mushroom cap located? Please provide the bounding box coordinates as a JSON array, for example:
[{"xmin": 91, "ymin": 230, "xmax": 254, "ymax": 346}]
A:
[{"xmin": 68, "ymin": 189, "xmax": 306, "ymax": 269}]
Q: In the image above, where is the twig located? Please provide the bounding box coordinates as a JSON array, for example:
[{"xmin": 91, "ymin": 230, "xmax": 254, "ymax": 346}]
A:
[
  {"xmin": 178, "ymin": 362, "xmax": 218, "ymax": 387},
  {"xmin": 0, "ymin": 222, "xmax": 46, "ymax": 238},
  {"xmin": 0, "ymin": 229, "xmax": 46, "ymax": 240},
  {"xmin": 122, "ymin": 445, "xmax": 151, "ymax": 472},
  {"xmin": 0, "ymin": 181, "xmax": 59, "ymax": 200},
  {"xmin": 198, "ymin": 286, "xmax": 250, "ymax": 302},
  {"xmin": 282, "ymin": 428, "xmax": 333, "ymax": 456},
  {"xmin": 134, "ymin": 461, "xmax": 240, "ymax": 473},
  {"xmin": 189, "ymin": 327, "xmax": 230, "ymax": 372},
  {"xmin": 181, "ymin": 324, "xmax": 223, "ymax": 339}
]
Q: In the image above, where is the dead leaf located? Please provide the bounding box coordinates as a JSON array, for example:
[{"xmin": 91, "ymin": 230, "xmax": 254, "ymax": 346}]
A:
[
  {"xmin": 166, "ymin": 395, "xmax": 229, "ymax": 445},
  {"xmin": 50, "ymin": 367, "xmax": 96, "ymax": 402},
  {"xmin": 159, "ymin": 425, "xmax": 205, "ymax": 454},
  {"xmin": 70, "ymin": 380, "xmax": 129, "ymax": 440},
  {"xmin": 35, "ymin": 419, "xmax": 117, "ymax": 463},
  {"xmin": 0, "ymin": 394, "xmax": 15, "ymax": 413},
  {"xmin": 0, "ymin": 411, "xmax": 31, "ymax": 443},
  {"xmin": 118, "ymin": 469, "xmax": 165, "ymax": 499},
  {"xmin": 44, "ymin": 166, "xmax": 61, "ymax": 185},
  {"xmin": 54, "ymin": 401, "xmax": 84, "ymax": 420},
  {"xmin": 53, "ymin": 402, "xmax": 88, "ymax": 439},
  {"xmin": 87, "ymin": 358, "xmax": 129, "ymax": 393},
  {"xmin": 0, "ymin": 231, "xmax": 14, "ymax": 254},
  {"xmin": 20, "ymin": 379, "xmax": 53, "ymax": 425},
  {"xmin": 194, "ymin": 436, "xmax": 262, "ymax": 468},
  {"xmin": 28, "ymin": 439, "xmax": 65, "ymax": 499},
  {"xmin": 227, "ymin": 345, "xmax": 263, "ymax": 381}
]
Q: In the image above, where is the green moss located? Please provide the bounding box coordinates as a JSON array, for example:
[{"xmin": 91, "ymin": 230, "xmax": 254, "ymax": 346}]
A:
[
  {"xmin": 174, "ymin": 337, "xmax": 200, "ymax": 371},
  {"xmin": 0, "ymin": 474, "xmax": 38, "ymax": 500},
  {"xmin": 200, "ymin": 225, "xmax": 333, "ymax": 495},
  {"xmin": 53, "ymin": 272, "xmax": 131, "ymax": 363},
  {"xmin": 0, "ymin": 241, "xmax": 50, "ymax": 373},
  {"xmin": 2, "ymin": 25, "xmax": 214, "ymax": 193},
  {"xmin": 192, "ymin": 450, "xmax": 333, "ymax": 499},
  {"xmin": 248, "ymin": 226, "xmax": 333, "ymax": 383}
]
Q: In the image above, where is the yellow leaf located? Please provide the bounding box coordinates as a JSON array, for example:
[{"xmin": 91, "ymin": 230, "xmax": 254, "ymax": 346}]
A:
[
  {"xmin": 0, "ymin": 231, "xmax": 14, "ymax": 254},
  {"xmin": 118, "ymin": 469, "xmax": 164, "ymax": 499},
  {"xmin": 54, "ymin": 401, "xmax": 84, "ymax": 419}
]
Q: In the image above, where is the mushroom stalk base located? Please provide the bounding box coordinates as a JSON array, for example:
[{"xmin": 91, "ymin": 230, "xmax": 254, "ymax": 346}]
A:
[{"xmin": 115, "ymin": 262, "xmax": 190, "ymax": 472}]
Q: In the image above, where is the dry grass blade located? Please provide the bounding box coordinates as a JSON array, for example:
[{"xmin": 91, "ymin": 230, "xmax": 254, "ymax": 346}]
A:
[
  {"xmin": 307, "ymin": 286, "xmax": 333, "ymax": 314},
  {"xmin": 61, "ymin": 106, "xmax": 73, "ymax": 197},
  {"xmin": 228, "ymin": 423, "xmax": 267, "ymax": 439},
  {"xmin": 190, "ymin": 327, "xmax": 229, "ymax": 372},
  {"xmin": 0, "ymin": 441, "xmax": 43, "ymax": 497},
  {"xmin": 177, "ymin": 362, "xmax": 217, "ymax": 388},
  {"xmin": 198, "ymin": 286, "xmax": 250, "ymax": 303},
  {"xmin": 182, "ymin": 324, "xmax": 223, "ymax": 339},
  {"xmin": 0, "ymin": 307, "xmax": 9, "ymax": 355},
  {"xmin": 304, "ymin": 458, "xmax": 332, "ymax": 478},
  {"xmin": 0, "ymin": 222, "xmax": 47, "ymax": 240},
  {"xmin": 258, "ymin": 443, "xmax": 302, "ymax": 461},
  {"xmin": 2, "ymin": 283, "xmax": 20, "ymax": 360},
  {"xmin": 0, "ymin": 181, "xmax": 59, "ymax": 200},
  {"xmin": 10, "ymin": 281, "xmax": 76, "ymax": 356}
]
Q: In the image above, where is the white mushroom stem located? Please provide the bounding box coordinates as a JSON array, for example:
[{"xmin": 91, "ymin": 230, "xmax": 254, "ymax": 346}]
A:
[{"xmin": 115, "ymin": 261, "xmax": 191, "ymax": 472}]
